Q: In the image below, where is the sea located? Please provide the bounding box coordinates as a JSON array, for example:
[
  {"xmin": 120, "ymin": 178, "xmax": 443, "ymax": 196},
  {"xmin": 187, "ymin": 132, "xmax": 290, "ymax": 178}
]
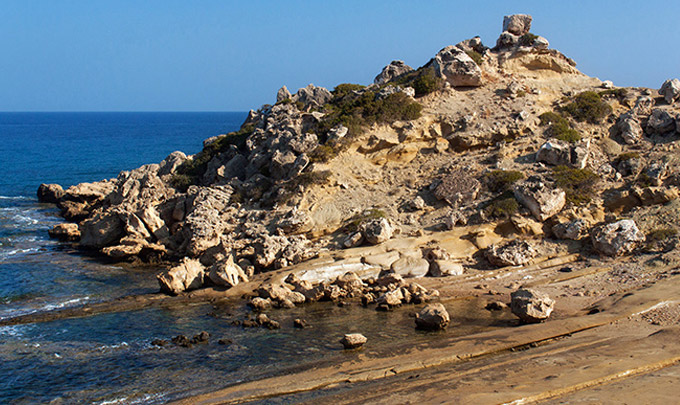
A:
[{"xmin": 0, "ymin": 112, "xmax": 504, "ymax": 404}]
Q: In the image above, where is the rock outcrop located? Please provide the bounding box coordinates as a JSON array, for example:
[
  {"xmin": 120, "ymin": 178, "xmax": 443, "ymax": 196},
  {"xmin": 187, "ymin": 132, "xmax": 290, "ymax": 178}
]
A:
[
  {"xmin": 433, "ymin": 46, "xmax": 483, "ymax": 87},
  {"xmin": 659, "ymin": 79, "xmax": 680, "ymax": 104},
  {"xmin": 374, "ymin": 60, "xmax": 413, "ymax": 85},
  {"xmin": 591, "ymin": 220, "xmax": 645, "ymax": 256}
]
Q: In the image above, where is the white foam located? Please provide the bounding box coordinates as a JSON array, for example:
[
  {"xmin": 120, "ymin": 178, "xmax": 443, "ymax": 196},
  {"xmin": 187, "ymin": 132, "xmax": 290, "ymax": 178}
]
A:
[{"xmin": 42, "ymin": 296, "xmax": 90, "ymax": 311}]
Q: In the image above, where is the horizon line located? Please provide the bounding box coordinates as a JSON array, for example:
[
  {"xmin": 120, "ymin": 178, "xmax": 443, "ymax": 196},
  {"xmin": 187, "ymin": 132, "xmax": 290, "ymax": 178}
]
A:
[{"xmin": 0, "ymin": 110, "xmax": 250, "ymax": 113}]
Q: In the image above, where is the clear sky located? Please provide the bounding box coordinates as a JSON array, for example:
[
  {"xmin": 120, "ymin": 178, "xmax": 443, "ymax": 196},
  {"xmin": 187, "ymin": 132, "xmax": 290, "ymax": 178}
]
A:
[{"xmin": 1, "ymin": 0, "xmax": 679, "ymax": 112}]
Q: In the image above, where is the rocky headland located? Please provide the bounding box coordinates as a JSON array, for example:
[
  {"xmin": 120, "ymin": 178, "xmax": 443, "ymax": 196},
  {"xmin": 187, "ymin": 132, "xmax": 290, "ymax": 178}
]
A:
[{"xmin": 32, "ymin": 15, "xmax": 680, "ymax": 403}]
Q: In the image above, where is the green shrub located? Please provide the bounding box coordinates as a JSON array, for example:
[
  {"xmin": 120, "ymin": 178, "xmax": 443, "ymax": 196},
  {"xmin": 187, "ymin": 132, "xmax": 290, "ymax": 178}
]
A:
[
  {"xmin": 392, "ymin": 63, "xmax": 444, "ymax": 98},
  {"xmin": 484, "ymin": 194, "xmax": 519, "ymax": 219},
  {"xmin": 552, "ymin": 166, "xmax": 599, "ymax": 205},
  {"xmin": 616, "ymin": 152, "xmax": 640, "ymax": 161},
  {"xmin": 539, "ymin": 112, "xmax": 581, "ymax": 143},
  {"xmin": 465, "ymin": 50, "xmax": 483, "ymax": 66},
  {"xmin": 486, "ymin": 170, "xmax": 524, "ymax": 192},
  {"xmin": 561, "ymin": 91, "xmax": 612, "ymax": 124},
  {"xmin": 333, "ymin": 83, "xmax": 366, "ymax": 98},
  {"xmin": 169, "ymin": 174, "xmax": 194, "ymax": 193},
  {"xmin": 598, "ymin": 88, "xmax": 628, "ymax": 99},
  {"xmin": 346, "ymin": 208, "xmax": 387, "ymax": 232},
  {"xmin": 519, "ymin": 33, "xmax": 539, "ymax": 46},
  {"xmin": 309, "ymin": 143, "xmax": 340, "ymax": 163}
]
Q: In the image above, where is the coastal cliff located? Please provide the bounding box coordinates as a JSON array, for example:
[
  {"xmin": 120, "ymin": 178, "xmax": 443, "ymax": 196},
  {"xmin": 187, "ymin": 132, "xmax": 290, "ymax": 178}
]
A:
[{"xmin": 39, "ymin": 14, "xmax": 680, "ymax": 302}]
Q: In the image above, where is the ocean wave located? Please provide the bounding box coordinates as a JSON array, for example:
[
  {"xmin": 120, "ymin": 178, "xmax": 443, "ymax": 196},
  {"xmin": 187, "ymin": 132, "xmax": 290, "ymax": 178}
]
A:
[
  {"xmin": 0, "ymin": 296, "xmax": 90, "ymax": 321},
  {"xmin": 0, "ymin": 196, "xmax": 31, "ymax": 201},
  {"xmin": 96, "ymin": 393, "xmax": 165, "ymax": 405},
  {"xmin": 0, "ymin": 324, "xmax": 35, "ymax": 338},
  {"xmin": 41, "ymin": 296, "xmax": 90, "ymax": 311}
]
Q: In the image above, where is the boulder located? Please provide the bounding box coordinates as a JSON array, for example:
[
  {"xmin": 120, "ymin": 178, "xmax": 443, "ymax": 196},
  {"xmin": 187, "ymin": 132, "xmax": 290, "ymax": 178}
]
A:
[
  {"xmin": 208, "ymin": 256, "xmax": 248, "ymax": 288},
  {"xmin": 157, "ymin": 258, "xmax": 206, "ymax": 295},
  {"xmin": 433, "ymin": 169, "xmax": 481, "ymax": 206},
  {"xmin": 374, "ymin": 60, "xmax": 414, "ymax": 85},
  {"xmin": 535, "ymin": 140, "xmax": 589, "ymax": 169},
  {"xmin": 647, "ymin": 108, "xmax": 676, "ymax": 134},
  {"xmin": 429, "ymin": 260, "xmax": 464, "ymax": 277},
  {"xmin": 293, "ymin": 84, "xmax": 332, "ymax": 110},
  {"xmin": 485, "ymin": 240, "xmax": 537, "ymax": 267},
  {"xmin": 157, "ymin": 151, "xmax": 187, "ymax": 176},
  {"xmin": 553, "ymin": 219, "xmax": 589, "ymax": 240},
  {"xmin": 37, "ymin": 183, "xmax": 64, "ymax": 204},
  {"xmin": 47, "ymin": 223, "xmax": 80, "ymax": 241},
  {"xmin": 513, "ymin": 180, "xmax": 566, "ymax": 221},
  {"xmin": 390, "ymin": 256, "xmax": 430, "ymax": 278},
  {"xmin": 496, "ymin": 31, "xmax": 519, "ymax": 49},
  {"xmin": 659, "ymin": 78, "xmax": 680, "ymax": 104},
  {"xmin": 333, "ymin": 271, "xmax": 365, "ymax": 292},
  {"xmin": 503, "ymin": 14, "xmax": 532, "ymax": 36},
  {"xmin": 643, "ymin": 162, "xmax": 668, "ymax": 186},
  {"xmin": 510, "ymin": 289, "xmax": 554, "ymax": 323},
  {"xmin": 340, "ymin": 333, "xmax": 367, "ymax": 349},
  {"xmin": 258, "ymin": 283, "xmax": 306, "ymax": 305},
  {"xmin": 361, "ymin": 218, "xmax": 393, "ymax": 245},
  {"xmin": 376, "ymin": 289, "xmax": 405, "ymax": 309},
  {"xmin": 591, "ymin": 219, "xmax": 645, "ymax": 256},
  {"xmin": 616, "ymin": 113, "xmax": 643, "ymax": 144},
  {"xmin": 276, "ymin": 85, "xmax": 292, "ymax": 103},
  {"xmin": 248, "ymin": 297, "xmax": 272, "ymax": 311},
  {"xmin": 415, "ymin": 303, "xmax": 450, "ymax": 330},
  {"xmin": 455, "ymin": 36, "xmax": 486, "ymax": 54},
  {"xmin": 433, "ymin": 45, "xmax": 483, "ymax": 87},
  {"xmin": 78, "ymin": 211, "xmax": 125, "ymax": 248}
]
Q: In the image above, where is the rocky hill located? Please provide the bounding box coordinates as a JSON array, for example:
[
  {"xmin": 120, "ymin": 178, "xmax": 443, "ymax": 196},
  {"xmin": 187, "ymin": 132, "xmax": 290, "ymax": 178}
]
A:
[{"xmin": 39, "ymin": 14, "xmax": 680, "ymax": 301}]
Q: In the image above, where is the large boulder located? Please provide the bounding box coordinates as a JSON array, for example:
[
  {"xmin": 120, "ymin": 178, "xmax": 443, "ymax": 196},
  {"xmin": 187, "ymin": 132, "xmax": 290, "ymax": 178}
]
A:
[
  {"xmin": 485, "ymin": 240, "xmax": 537, "ymax": 267},
  {"xmin": 37, "ymin": 183, "xmax": 64, "ymax": 203},
  {"xmin": 510, "ymin": 289, "xmax": 554, "ymax": 323},
  {"xmin": 535, "ymin": 140, "xmax": 588, "ymax": 169},
  {"xmin": 157, "ymin": 258, "xmax": 206, "ymax": 295},
  {"xmin": 616, "ymin": 112, "xmax": 643, "ymax": 144},
  {"xmin": 208, "ymin": 256, "xmax": 248, "ymax": 288},
  {"xmin": 415, "ymin": 303, "xmax": 450, "ymax": 330},
  {"xmin": 361, "ymin": 218, "xmax": 393, "ymax": 245},
  {"xmin": 276, "ymin": 85, "xmax": 292, "ymax": 103},
  {"xmin": 78, "ymin": 211, "xmax": 125, "ymax": 248},
  {"xmin": 293, "ymin": 84, "xmax": 332, "ymax": 110},
  {"xmin": 659, "ymin": 79, "xmax": 680, "ymax": 104},
  {"xmin": 646, "ymin": 109, "xmax": 676, "ymax": 135},
  {"xmin": 374, "ymin": 60, "xmax": 414, "ymax": 85},
  {"xmin": 47, "ymin": 223, "xmax": 80, "ymax": 241},
  {"xmin": 514, "ymin": 179, "xmax": 566, "ymax": 221},
  {"xmin": 502, "ymin": 14, "xmax": 532, "ymax": 36},
  {"xmin": 591, "ymin": 219, "xmax": 645, "ymax": 256},
  {"xmin": 433, "ymin": 169, "xmax": 481, "ymax": 206},
  {"xmin": 552, "ymin": 219, "xmax": 589, "ymax": 240},
  {"xmin": 340, "ymin": 333, "xmax": 367, "ymax": 349},
  {"xmin": 390, "ymin": 256, "xmax": 430, "ymax": 278},
  {"xmin": 433, "ymin": 45, "xmax": 483, "ymax": 87}
]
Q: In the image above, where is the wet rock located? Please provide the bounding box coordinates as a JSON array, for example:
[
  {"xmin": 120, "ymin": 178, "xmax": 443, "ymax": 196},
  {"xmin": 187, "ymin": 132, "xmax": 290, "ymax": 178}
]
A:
[
  {"xmin": 503, "ymin": 14, "xmax": 532, "ymax": 36},
  {"xmin": 374, "ymin": 60, "xmax": 414, "ymax": 85},
  {"xmin": 415, "ymin": 303, "xmax": 450, "ymax": 330},
  {"xmin": 218, "ymin": 338, "xmax": 233, "ymax": 345},
  {"xmin": 485, "ymin": 301, "xmax": 507, "ymax": 311},
  {"xmin": 390, "ymin": 256, "xmax": 430, "ymax": 278},
  {"xmin": 208, "ymin": 256, "xmax": 248, "ymax": 288},
  {"xmin": 433, "ymin": 169, "xmax": 481, "ymax": 207},
  {"xmin": 361, "ymin": 218, "xmax": 393, "ymax": 245},
  {"xmin": 171, "ymin": 335, "xmax": 192, "ymax": 348},
  {"xmin": 48, "ymin": 223, "xmax": 81, "ymax": 241},
  {"xmin": 552, "ymin": 219, "xmax": 589, "ymax": 240},
  {"xmin": 258, "ymin": 283, "xmax": 306, "ymax": 305},
  {"xmin": 340, "ymin": 333, "xmax": 367, "ymax": 349},
  {"xmin": 248, "ymin": 297, "xmax": 273, "ymax": 311},
  {"xmin": 486, "ymin": 240, "xmax": 537, "ymax": 267},
  {"xmin": 514, "ymin": 179, "xmax": 566, "ymax": 221},
  {"xmin": 191, "ymin": 331, "xmax": 210, "ymax": 344},
  {"xmin": 151, "ymin": 339, "xmax": 168, "ymax": 347},
  {"xmin": 375, "ymin": 289, "xmax": 405, "ymax": 310},
  {"xmin": 37, "ymin": 183, "xmax": 64, "ymax": 203},
  {"xmin": 255, "ymin": 314, "xmax": 280, "ymax": 330},
  {"xmin": 591, "ymin": 219, "xmax": 645, "ymax": 256},
  {"xmin": 293, "ymin": 318, "xmax": 309, "ymax": 329},
  {"xmin": 659, "ymin": 78, "xmax": 680, "ymax": 104},
  {"xmin": 510, "ymin": 289, "xmax": 554, "ymax": 323},
  {"xmin": 433, "ymin": 45, "xmax": 483, "ymax": 87},
  {"xmin": 157, "ymin": 258, "xmax": 206, "ymax": 295}
]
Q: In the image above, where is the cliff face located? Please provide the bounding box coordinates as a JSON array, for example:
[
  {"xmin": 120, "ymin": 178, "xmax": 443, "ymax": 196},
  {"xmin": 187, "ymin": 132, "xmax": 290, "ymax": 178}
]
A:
[{"xmin": 40, "ymin": 15, "xmax": 680, "ymax": 296}]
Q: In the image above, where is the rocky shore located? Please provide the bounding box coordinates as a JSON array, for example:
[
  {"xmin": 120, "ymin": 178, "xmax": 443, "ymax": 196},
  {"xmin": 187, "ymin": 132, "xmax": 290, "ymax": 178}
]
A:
[{"xmin": 31, "ymin": 14, "xmax": 680, "ymax": 403}]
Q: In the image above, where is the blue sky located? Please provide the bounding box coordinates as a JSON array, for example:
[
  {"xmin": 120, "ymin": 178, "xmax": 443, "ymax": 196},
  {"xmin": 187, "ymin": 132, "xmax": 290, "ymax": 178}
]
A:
[{"xmin": 1, "ymin": 1, "xmax": 678, "ymax": 111}]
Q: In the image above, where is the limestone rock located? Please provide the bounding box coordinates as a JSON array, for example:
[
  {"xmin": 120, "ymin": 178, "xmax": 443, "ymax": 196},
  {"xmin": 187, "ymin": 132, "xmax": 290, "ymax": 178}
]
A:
[
  {"xmin": 333, "ymin": 271, "xmax": 365, "ymax": 292},
  {"xmin": 37, "ymin": 183, "xmax": 64, "ymax": 203},
  {"xmin": 248, "ymin": 297, "xmax": 272, "ymax": 311},
  {"xmin": 503, "ymin": 14, "xmax": 532, "ymax": 36},
  {"xmin": 415, "ymin": 303, "xmax": 450, "ymax": 330},
  {"xmin": 514, "ymin": 180, "xmax": 566, "ymax": 221},
  {"xmin": 48, "ymin": 223, "xmax": 80, "ymax": 241},
  {"xmin": 258, "ymin": 283, "xmax": 306, "ymax": 305},
  {"xmin": 510, "ymin": 289, "xmax": 554, "ymax": 323},
  {"xmin": 659, "ymin": 78, "xmax": 680, "ymax": 104},
  {"xmin": 390, "ymin": 256, "xmax": 430, "ymax": 278},
  {"xmin": 433, "ymin": 170, "xmax": 481, "ymax": 206},
  {"xmin": 340, "ymin": 333, "xmax": 367, "ymax": 349},
  {"xmin": 647, "ymin": 109, "xmax": 676, "ymax": 134},
  {"xmin": 536, "ymin": 140, "xmax": 589, "ymax": 169},
  {"xmin": 429, "ymin": 260, "xmax": 464, "ymax": 277},
  {"xmin": 293, "ymin": 84, "xmax": 332, "ymax": 110},
  {"xmin": 208, "ymin": 256, "xmax": 248, "ymax": 288},
  {"xmin": 553, "ymin": 219, "xmax": 589, "ymax": 240},
  {"xmin": 343, "ymin": 232, "xmax": 364, "ymax": 248},
  {"xmin": 79, "ymin": 211, "xmax": 125, "ymax": 248},
  {"xmin": 276, "ymin": 85, "xmax": 292, "ymax": 103},
  {"xmin": 157, "ymin": 258, "xmax": 206, "ymax": 295},
  {"xmin": 455, "ymin": 36, "xmax": 486, "ymax": 54},
  {"xmin": 374, "ymin": 60, "xmax": 414, "ymax": 85},
  {"xmin": 591, "ymin": 219, "xmax": 645, "ymax": 256},
  {"xmin": 616, "ymin": 113, "xmax": 643, "ymax": 144},
  {"xmin": 486, "ymin": 240, "xmax": 537, "ymax": 267},
  {"xmin": 376, "ymin": 289, "xmax": 405, "ymax": 309},
  {"xmin": 433, "ymin": 45, "xmax": 483, "ymax": 87},
  {"xmin": 157, "ymin": 151, "xmax": 187, "ymax": 176},
  {"xmin": 361, "ymin": 218, "xmax": 393, "ymax": 245}
]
